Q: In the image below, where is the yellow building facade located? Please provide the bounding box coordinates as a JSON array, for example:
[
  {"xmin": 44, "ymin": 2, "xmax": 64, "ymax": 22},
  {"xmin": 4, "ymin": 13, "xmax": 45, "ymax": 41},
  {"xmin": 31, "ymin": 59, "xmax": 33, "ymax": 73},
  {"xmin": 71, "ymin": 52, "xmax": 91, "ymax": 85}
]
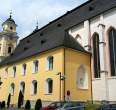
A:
[
  {"xmin": 0, "ymin": 47, "xmax": 91, "ymax": 106},
  {"xmin": 0, "ymin": 10, "xmax": 92, "ymax": 108}
]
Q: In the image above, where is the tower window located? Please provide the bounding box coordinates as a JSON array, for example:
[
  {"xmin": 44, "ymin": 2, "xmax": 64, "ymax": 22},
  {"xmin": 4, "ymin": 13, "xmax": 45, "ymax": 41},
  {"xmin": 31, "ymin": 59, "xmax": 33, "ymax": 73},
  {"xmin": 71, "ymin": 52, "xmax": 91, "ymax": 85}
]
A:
[
  {"xmin": 8, "ymin": 47, "xmax": 12, "ymax": 54},
  {"xmin": 10, "ymin": 26, "xmax": 13, "ymax": 30}
]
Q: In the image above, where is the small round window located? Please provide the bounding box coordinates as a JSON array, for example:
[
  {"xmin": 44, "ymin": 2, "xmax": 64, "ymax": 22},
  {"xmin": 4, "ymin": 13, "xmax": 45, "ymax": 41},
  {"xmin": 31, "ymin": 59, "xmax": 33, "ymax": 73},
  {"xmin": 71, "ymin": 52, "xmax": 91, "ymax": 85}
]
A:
[{"xmin": 10, "ymin": 26, "xmax": 13, "ymax": 30}]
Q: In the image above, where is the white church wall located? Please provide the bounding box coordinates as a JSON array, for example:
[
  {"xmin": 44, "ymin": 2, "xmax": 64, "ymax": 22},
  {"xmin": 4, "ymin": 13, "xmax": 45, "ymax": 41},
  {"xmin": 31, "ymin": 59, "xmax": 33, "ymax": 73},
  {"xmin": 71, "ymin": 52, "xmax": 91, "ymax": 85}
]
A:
[{"xmin": 69, "ymin": 7, "xmax": 116, "ymax": 101}]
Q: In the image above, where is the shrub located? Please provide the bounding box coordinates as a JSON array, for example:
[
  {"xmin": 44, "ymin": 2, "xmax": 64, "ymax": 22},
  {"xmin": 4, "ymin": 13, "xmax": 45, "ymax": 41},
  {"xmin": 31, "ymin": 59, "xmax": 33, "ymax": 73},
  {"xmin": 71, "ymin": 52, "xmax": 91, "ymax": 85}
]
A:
[
  {"xmin": 7, "ymin": 93, "xmax": 11, "ymax": 108},
  {"xmin": 25, "ymin": 100, "xmax": 31, "ymax": 110},
  {"xmin": 35, "ymin": 99, "xmax": 42, "ymax": 110},
  {"xmin": 18, "ymin": 90, "xmax": 24, "ymax": 108},
  {"xmin": 1, "ymin": 101, "xmax": 5, "ymax": 108}
]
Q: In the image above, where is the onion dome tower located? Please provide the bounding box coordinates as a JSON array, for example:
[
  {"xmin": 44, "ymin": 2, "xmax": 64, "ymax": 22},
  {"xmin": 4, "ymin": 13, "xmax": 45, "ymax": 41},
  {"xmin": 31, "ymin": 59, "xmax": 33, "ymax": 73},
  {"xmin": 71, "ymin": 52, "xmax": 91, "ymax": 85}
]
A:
[{"xmin": 0, "ymin": 13, "xmax": 19, "ymax": 62}]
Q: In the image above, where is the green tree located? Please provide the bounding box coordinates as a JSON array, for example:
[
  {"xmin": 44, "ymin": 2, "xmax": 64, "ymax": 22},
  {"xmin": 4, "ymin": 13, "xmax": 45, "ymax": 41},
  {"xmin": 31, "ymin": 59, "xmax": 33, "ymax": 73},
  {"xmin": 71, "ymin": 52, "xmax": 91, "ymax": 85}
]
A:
[
  {"xmin": 35, "ymin": 99, "xmax": 42, "ymax": 110},
  {"xmin": 7, "ymin": 93, "xmax": 11, "ymax": 108},
  {"xmin": 18, "ymin": 90, "xmax": 24, "ymax": 108},
  {"xmin": 25, "ymin": 100, "xmax": 31, "ymax": 110}
]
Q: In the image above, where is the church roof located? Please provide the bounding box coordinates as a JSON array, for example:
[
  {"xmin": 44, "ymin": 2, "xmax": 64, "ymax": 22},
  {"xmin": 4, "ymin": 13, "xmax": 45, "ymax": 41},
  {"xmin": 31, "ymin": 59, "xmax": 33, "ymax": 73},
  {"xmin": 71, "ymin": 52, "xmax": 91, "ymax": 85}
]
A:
[
  {"xmin": 0, "ymin": 0, "xmax": 116, "ymax": 66},
  {"xmin": 0, "ymin": 30, "xmax": 88, "ymax": 65}
]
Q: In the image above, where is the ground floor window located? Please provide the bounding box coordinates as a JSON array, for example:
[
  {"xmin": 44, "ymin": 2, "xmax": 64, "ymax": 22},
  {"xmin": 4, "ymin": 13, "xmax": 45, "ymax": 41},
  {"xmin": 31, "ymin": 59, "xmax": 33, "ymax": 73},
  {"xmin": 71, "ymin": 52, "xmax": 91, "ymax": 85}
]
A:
[
  {"xmin": 31, "ymin": 80, "xmax": 37, "ymax": 95},
  {"xmin": 45, "ymin": 78, "xmax": 53, "ymax": 94},
  {"xmin": 10, "ymin": 83, "xmax": 15, "ymax": 96}
]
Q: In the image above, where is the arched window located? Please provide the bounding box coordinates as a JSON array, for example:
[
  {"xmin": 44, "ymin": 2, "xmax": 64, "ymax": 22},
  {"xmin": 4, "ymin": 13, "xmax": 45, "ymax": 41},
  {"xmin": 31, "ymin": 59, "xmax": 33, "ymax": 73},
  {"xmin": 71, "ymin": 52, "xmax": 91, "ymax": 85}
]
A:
[
  {"xmin": 10, "ymin": 83, "xmax": 15, "ymax": 96},
  {"xmin": 8, "ymin": 47, "xmax": 12, "ymax": 54},
  {"xmin": 33, "ymin": 60, "xmax": 39, "ymax": 73},
  {"xmin": 22, "ymin": 64, "xmax": 26, "ymax": 75},
  {"xmin": 46, "ymin": 56, "xmax": 54, "ymax": 70},
  {"xmin": 75, "ymin": 34, "xmax": 82, "ymax": 44},
  {"xmin": 12, "ymin": 66, "xmax": 16, "ymax": 77},
  {"xmin": 45, "ymin": 78, "xmax": 53, "ymax": 94},
  {"xmin": 108, "ymin": 28, "xmax": 116, "ymax": 76},
  {"xmin": 31, "ymin": 80, "xmax": 37, "ymax": 95},
  {"xmin": 77, "ymin": 65, "xmax": 88, "ymax": 89},
  {"xmin": 93, "ymin": 33, "xmax": 100, "ymax": 78},
  {"xmin": 20, "ymin": 81, "xmax": 25, "ymax": 94}
]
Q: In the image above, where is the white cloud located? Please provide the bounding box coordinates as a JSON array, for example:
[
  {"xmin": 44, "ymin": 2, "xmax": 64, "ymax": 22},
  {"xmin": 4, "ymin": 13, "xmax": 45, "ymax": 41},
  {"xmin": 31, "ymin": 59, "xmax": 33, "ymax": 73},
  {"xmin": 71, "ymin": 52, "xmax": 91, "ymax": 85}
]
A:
[{"xmin": 0, "ymin": 0, "xmax": 87, "ymax": 39}]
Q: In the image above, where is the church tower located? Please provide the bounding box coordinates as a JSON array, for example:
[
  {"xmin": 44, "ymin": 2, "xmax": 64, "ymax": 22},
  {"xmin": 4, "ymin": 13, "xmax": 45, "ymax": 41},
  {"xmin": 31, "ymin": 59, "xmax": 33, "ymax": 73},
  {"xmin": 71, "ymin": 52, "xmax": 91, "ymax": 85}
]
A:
[{"xmin": 0, "ymin": 13, "xmax": 19, "ymax": 62}]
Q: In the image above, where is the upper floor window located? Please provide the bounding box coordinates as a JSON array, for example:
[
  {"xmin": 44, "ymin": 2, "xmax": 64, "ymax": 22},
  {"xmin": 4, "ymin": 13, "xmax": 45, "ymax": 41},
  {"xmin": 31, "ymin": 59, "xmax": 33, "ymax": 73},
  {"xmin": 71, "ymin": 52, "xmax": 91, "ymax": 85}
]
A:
[
  {"xmin": 108, "ymin": 28, "xmax": 116, "ymax": 76},
  {"xmin": 4, "ymin": 67, "xmax": 8, "ymax": 78},
  {"xmin": 92, "ymin": 33, "xmax": 100, "ymax": 78},
  {"xmin": 33, "ymin": 60, "xmax": 39, "ymax": 73},
  {"xmin": 46, "ymin": 56, "xmax": 54, "ymax": 71},
  {"xmin": 31, "ymin": 80, "xmax": 37, "ymax": 95},
  {"xmin": 12, "ymin": 66, "xmax": 16, "ymax": 77},
  {"xmin": 22, "ymin": 64, "xmax": 26, "ymax": 75},
  {"xmin": 45, "ymin": 78, "xmax": 53, "ymax": 94},
  {"xmin": 10, "ymin": 83, "xmax": 15, "ymax": 96}
]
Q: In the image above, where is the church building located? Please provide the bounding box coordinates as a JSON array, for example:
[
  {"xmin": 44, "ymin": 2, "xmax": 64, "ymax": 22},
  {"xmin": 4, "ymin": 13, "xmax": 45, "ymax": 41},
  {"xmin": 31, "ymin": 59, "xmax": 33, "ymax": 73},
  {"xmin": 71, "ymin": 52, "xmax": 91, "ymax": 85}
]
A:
[
  {"xmin": 0, "ymin": 14, "xmax": 92, "ymax": 106},
  {"xmin": 0, "ymin": 0, "xmax": 116, "ymax": 107}
]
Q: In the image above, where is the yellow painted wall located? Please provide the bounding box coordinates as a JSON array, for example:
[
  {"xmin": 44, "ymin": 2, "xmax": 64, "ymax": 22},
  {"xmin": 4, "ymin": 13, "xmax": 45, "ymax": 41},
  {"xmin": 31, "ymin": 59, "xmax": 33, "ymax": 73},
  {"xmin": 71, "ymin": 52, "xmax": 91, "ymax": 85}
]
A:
[
  {"xmin": 65, "ymin": 48, "xmax": 92, "ymax": 101},
  {"xmin": 0, "ymin": 47, "xmax": 91, "ymax": 105},
  {"xmin": 0, "ymin": 48, "xmax": 64, "ymax": 104}
]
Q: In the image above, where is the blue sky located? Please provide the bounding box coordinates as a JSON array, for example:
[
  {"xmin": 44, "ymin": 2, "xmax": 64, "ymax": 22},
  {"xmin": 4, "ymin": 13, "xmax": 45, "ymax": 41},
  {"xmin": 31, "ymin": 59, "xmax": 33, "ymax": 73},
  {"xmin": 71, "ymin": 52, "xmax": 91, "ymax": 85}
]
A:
[{"xmin": 0, "ymin": 0, "xmax": 87, "ymax": 39}]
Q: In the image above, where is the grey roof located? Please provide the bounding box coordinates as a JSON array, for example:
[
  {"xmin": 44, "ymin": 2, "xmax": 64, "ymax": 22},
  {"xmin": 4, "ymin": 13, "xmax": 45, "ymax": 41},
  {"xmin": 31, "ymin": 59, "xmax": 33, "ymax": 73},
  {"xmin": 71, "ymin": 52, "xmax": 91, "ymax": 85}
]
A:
[
  {"xmin": 0, "ymin": 30, "xmax": 87, "ymax": 65},
  {"xmin": 0, "ymin": 0, "xmax": 116, "ymax": 66}
]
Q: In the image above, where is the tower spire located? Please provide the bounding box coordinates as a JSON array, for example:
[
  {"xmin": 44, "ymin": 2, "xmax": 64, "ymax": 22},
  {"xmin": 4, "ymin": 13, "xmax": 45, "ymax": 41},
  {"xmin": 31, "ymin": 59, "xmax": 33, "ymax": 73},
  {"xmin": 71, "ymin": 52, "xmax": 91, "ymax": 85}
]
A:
[
  {"xmin": 10, "ymin": 10, "xmax": 12, "ymax": 19},
  {"xmin": 36, "ymin": 20, "xmax": 38, "ymax": 30}
]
